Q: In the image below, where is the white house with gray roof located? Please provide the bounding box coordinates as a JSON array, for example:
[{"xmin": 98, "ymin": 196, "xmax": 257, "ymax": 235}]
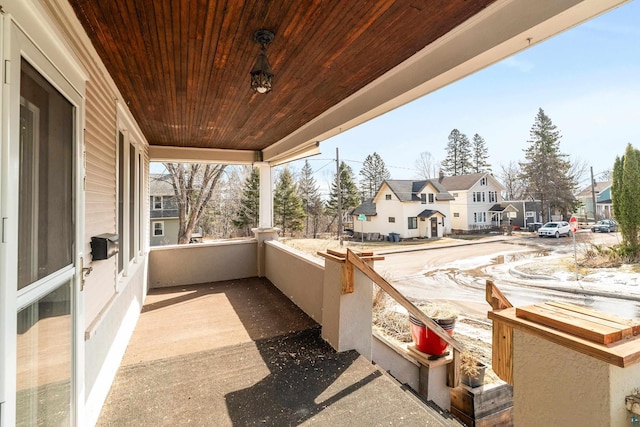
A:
[
  {"xmin": 352, "ymin": 172, "xmax": 507, "ymax": 238},
  {"xmin": 352, "ymin": 179, "xmax": 453, "ymax": 239},
  {"xmin": 438, "ymin": 172, "xmax": 506, "ymax": 232}
]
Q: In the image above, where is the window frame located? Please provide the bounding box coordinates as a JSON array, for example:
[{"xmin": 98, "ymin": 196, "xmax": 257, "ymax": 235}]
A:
[
  {"xmin": 153, "ymin": 195, "xmax": 163, "ymax": 210},
  {"xmin": 385, "ymin": 194, "xmax": 392, "ymax": 200},
  {"xmin": 152, "ymin": 221, "xmax": 165, "ymax": 237},
  {"xmin": 408, "ymin": 217, "xmax": 418, "ymax": 229},
  {"xmin": 388, "ymin": 217, "xmax": 395, "ymax": 223}
]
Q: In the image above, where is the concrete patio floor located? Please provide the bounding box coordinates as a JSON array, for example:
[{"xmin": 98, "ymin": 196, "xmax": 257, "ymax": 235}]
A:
[{"xmin": 97, "ymin": 278, "xmax": 461, "ymax": 426}]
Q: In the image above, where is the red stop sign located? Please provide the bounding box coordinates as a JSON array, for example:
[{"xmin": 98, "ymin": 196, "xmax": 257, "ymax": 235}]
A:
[{"xmin": 570, "ymin": 216, "xmax": 577, "ymax": 232}]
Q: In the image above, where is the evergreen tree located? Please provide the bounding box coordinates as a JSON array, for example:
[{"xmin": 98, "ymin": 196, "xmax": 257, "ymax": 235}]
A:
[
  {"xmin": 442, "ymin": 129, "xmax": 471, "ymax": 176},
  {"xmin": 519, "ymin": 108, "xmax": 577, "ymax": 221},
  {"xmin": 471, "ymin": 133, "xmax": 491, "ymax": 173},
  {"xmin": 274, "ymin": 168, "xmax": 305, "ymax": 236},
  {"xmin": 326, "ymin": 161, "xmax": 360, "ymax": 228},
  {"xmin": 612, "ymin": 144, "xmax": 640, "ymax": 254},
  {"xmin": 359, "ymin": 152, "xmax": 391, "ymax": 199},
  {"xmin": 298, "ymin": 160, "xmax": 324, "ymax": 237},
  {"xmin": 232, "ymin": 167, "xmax": 260, "ymax": 236}
]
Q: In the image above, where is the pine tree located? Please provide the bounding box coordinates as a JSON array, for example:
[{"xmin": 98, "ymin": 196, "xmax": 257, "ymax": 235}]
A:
[
  {"xmin": 471, "ymin": 133, "xmax": 491, "ymax": 173},
  {"xmin": 297, "ymin": 160, "xmax": 323, "ymax": 237},
  {"xmin": 359, "ymin": 152, "xmax": 391, "ymax": 199},
  {"xmin": 442, "ymin": 129, "xmax": 471, "ymax": 176},
  {"xmin": 326, "ymin": 162, "xmax": 360, "ymax": 227},
  {"xmin": 232, "ymin": 167, "xmax": 260, "ymax": 236},
  {"xmin": 274, "ymin": 168, "xmax": 305, "ymax": 236},
  {"xmin": 612, "ymin": 144, "xmax": 640, "ymax": 253},
  {"xmin": 519, "ymin": 108, "xmax": 577, "ymax": 221}
]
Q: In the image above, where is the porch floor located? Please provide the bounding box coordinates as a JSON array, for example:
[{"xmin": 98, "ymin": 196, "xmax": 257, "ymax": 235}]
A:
[{"xmin": 97, "ymin": 278, "xmax": 459, "ymax": 426}]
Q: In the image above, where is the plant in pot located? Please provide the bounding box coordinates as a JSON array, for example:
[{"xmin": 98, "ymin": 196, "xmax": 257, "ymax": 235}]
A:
[
  {"xmin": 460, "ymin": 351, "xmax": 487, "ymax": 388},
  {"xmin": 409, "ymin": 302, "xmax": 459, "ymax": 356}
]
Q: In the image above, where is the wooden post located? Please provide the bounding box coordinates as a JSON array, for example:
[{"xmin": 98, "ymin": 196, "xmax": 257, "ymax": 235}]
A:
[{"xmin": 486, "ymin": 280, "xmax": 513, "ymax": 384}]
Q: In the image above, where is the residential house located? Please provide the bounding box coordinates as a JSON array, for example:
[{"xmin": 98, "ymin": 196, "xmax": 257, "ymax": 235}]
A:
[
  {"xmin": 352, "ymin": 180, "xmax": 453, "ymax": 239},
  {"xmin": 0, "ymin": 1, "xmax": 628, "ymax": 426},
  {"xmin": 498, "ymin": 200, "xmax": 544, "ymax": 229},
  {"xmin": 576, "ymin": 181, "xmax": 613, "ymax": 221},
  {"xmin": 438, "ymin": 173, "xmax": 507, "ymax": 233},
  {"xmin": 149, "ymin": 175, "xmax": 180, "ymax": 246}
]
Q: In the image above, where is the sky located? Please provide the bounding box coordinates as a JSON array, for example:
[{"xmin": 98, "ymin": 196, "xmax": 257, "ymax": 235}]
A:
[{"xmin": 281, "ymin": 1, "xmax": 640, "ymax": 196}]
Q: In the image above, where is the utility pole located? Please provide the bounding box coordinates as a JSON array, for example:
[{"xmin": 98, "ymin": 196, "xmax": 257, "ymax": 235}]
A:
[
  {"xmin": 590, "ymin": 166, "xmax": 597, "ymax": 223},
  {"xmin": 336, "ymin": 147, "xmax": 343, "ymax": 246}
]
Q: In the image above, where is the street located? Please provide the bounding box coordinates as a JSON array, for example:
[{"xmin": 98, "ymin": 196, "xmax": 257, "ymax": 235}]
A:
[{"xmin": 375, "ymin": 231, "xmax": 639, "ymax": 320}]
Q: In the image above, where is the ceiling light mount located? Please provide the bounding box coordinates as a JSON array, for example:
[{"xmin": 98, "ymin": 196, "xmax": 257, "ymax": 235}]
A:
[{"xmin": 250, "ymin": 29, "xmax": 275, "ymax": 94}]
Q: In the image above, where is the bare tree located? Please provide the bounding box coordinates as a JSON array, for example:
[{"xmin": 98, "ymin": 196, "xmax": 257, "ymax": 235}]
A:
[
  {"xmin": 164, "ymin": 163, "xmax": 227, "ymax": 244},
  {"xmin": 414, "ymin": 151, "xmax": 440, "ymax": 179},
  {"xmin": 499, "ymin": 161, "xmax": 526, "ymax": 200}
]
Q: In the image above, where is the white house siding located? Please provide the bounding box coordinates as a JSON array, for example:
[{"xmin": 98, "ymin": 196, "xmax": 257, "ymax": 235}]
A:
[
  {"xmin": 446, "ymin": 176, "xmax": 503, "ymax": 232},
  {"xmin": 371, "ymin": 188, "xmax": 405, "ymax": 237},
  {"xmin": 36, "ymin": 1, "xmax": 150, "ymax": 424}
]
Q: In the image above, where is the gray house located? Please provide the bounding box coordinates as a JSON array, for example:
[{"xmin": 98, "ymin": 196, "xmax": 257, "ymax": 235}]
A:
[{"xmin": 149, "ymin": 175, "xmax": 180, "ymax": 246}]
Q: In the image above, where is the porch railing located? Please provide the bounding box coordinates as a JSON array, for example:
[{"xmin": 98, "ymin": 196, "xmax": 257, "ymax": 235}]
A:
[{"xmin": 320, "ymin": 248, "xmax": 465, "ymax": 387}]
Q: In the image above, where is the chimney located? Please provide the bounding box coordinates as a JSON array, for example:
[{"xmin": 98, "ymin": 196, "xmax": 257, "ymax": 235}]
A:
[{"xmin": 438, "ymin": 170, "xmax": 444, "ymax": 183}]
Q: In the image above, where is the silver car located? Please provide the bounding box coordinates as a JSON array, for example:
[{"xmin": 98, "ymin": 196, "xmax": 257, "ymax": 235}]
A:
[{"xmin": 538, "ymin": 221, "xmax": 571, "ymax": 238}]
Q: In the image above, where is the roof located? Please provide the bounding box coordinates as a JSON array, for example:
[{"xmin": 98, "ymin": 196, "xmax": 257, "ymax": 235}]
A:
[
  {"xmin": 417, "ymin": 209, "xmax": 445, "ymax": 218},
  {"xmin": 577, "ymin": 181, "xmax": 612, "ymax": 197},
  {"xmin": 62, "ymin": 1, "xmax": 619, "ymax": 164},
  {"xmin": 149, "ymin": 174, "xmax": 175, "ymax": 196},
  {"xmin": 383, "ymin": 180, "xmax": 454, "ymax": 202},
  {"xmin": 438, "ymin": 172, "xmax": 504, "ymax": 192},
  {"xmin": 352, "ymin": 199, "xmax": 377, "ymax": 216}
]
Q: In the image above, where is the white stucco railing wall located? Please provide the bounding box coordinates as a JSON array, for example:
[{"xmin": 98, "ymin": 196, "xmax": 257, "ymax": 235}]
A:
[
  {"xmin": 263, "ymin": 240, "xmax": 324, "ymax": 323},
  {"xmin": 148, "ymin": 240, "xmax": 258, "ymax": 288}
]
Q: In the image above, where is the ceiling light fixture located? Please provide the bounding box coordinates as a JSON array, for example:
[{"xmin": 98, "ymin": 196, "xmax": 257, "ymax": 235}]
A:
[{"xmin": 250, "ymin": 29, "xmax": 275, "ymax": 94}]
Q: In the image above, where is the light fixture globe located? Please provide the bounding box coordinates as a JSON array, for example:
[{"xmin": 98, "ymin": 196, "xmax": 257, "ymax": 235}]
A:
[{"xmin": 250, "ymin": 30, "xmax": 274, "ymax": 94}]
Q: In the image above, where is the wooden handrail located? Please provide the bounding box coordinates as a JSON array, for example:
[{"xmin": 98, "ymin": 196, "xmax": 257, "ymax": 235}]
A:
[
  {"xmin": 486, "ymin": 279, "xmax": 513, "ymax": 310},
  {"xmin": 346, "ymin": 249, "xmax": 464, "ymax": 353}
]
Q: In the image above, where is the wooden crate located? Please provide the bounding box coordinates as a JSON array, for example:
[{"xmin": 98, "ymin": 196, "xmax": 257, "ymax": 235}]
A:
[{"xmin": 450, "ymin": 382, "xmax": 513, "ymax": 427}]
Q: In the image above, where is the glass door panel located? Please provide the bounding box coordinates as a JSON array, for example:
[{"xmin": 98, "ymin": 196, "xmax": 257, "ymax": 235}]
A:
[
  {"xmin": 16, "ymin": 281, "xmax": 71, "ymax": 426},
  {"xmin": 18, "ymin": 59, "xmax": 74, "ymax": 290}
]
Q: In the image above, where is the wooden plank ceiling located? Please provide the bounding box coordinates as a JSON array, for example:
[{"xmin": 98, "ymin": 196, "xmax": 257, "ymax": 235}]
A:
[{"xmin": 68, "ymin": 0, "xmax": 496, "ymax": 152}]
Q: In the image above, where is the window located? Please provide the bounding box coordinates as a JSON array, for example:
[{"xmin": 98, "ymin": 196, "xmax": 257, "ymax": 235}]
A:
[
  {"xmin": 452, "ymin": 192, "xmax": 458, "ymax": 197},
  {"xmin": 118, "ymin": 132, "xmax": 125, "ymax": 274},
  {"xmin": 117, "ymin": 129, "xmax": 141, "ymax": 273},
  {"xmin": 473, "ymin": 191, "xmax": 485, "ymax": 202},
  {"xmin": 453, "ymin": 212, "xmax": 460, "ymax": 218},
  {"xmin": 420, "ymin": 193, "xmax": 426, "ymax": 204},
  {"xmin": 408, "ymin": 217, "xmax": 417, "ymax": 229},
  {"xmin": 388, "ymin": 217, "xmax": 395, "ymax": 223},
  {"xmin": 385, "ymin": 194, "xmax": 392, "ymax": 200},
  {"xmin": 129, "ymin": 144, "xmax": 136, "ymax": 262},
  {"xmin": 473, "ymin": 212, "xmax": 487, "ymax": 223},
  {"xmin": 428, "ymin": 193, "xmax": 435, "ymax": 203},
  {"xmin": 489, "ymin": 191, "xmax": 497, "ymax": 203},
  {"xmin": 153, "ymin": 221, "xmax": 165, "ymax": 236},
  {"xmin": 480, "ymin": 177, "xmax": 487, "ymax": 186},
  {"xmin": 153, "ymin": 196, "xmax": 163, "ymax": 210},
  {"xmin": 526, "ymin": 211, "xmax": 535, "ymax": 218}
]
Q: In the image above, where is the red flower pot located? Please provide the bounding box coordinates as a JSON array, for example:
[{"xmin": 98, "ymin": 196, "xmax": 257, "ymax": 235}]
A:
[{"xmin": 410, "ymin": 315, "xmax": 455, "ymax": 355}]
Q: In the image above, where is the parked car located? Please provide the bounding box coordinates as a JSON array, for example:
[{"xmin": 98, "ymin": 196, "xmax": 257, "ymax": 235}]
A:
[
  {"xmin": 591, "ymin": 219, "xmax": 618, "ymax": 233},
  {"xmin": 538, "ymin": 221, "xmax": 571, "ymax": 238}
]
